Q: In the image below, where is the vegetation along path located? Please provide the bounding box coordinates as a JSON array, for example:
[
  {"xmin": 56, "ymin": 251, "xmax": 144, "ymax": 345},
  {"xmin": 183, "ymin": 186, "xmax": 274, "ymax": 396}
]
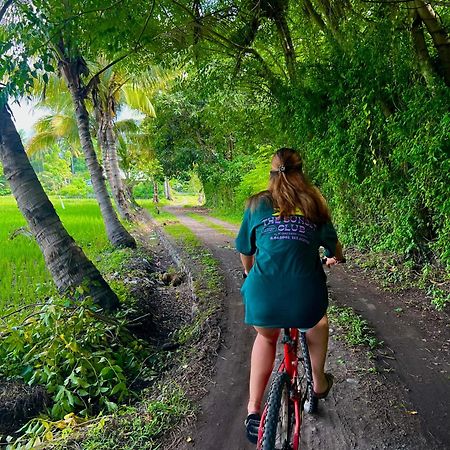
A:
[{"xmin": 164, "ymin": 206, "xmax": 449, "ymax": 450}]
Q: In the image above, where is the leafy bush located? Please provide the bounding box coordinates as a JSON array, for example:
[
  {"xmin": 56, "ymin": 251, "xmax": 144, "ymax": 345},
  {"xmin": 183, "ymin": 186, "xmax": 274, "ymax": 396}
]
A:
[
  {"xmin": 58, "ymin": 176, "xmax": 94, "ymax": 198},
  {"xmin": 132, "ymin": 182, "xmax": 152, "ymax": 199},
  {"xmin": 0, "ymin": 297, "xmax": 154, "ymax": 420}
]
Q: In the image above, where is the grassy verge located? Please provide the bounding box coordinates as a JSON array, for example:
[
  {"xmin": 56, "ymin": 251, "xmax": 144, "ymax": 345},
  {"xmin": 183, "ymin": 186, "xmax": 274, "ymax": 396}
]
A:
[
  {"xmin": 346, "ymin": 248, "xmax": 450, "ymax": 311},
  {"xmin": 47, "ymin": 206, "xmax": 223, "ymax": 450},
  {"xmin": 328, "ymin": 304, "xmax": 380, "ymax": 351},
  {"xmin": 65, "ymin": 384, "xmax": 193, "ymax": 450},
  {"xmin": 162, "ymin": 221, "xmax": 222, "ymax": 343},
  {"xmin": 139, "ymin": 200, "xmax": 180, "ymax": 225},
  {"xmin": 207, "ymin": 209, "xmax": 243, "ymax": 226},
  {"xmin": 184, "ymin": 212, "xmax": 236, "ymax": 238}
]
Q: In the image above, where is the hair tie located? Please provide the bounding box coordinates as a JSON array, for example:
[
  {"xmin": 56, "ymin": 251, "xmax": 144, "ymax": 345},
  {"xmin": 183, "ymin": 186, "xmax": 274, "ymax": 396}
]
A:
[{"xmin": 269, "ymin": 164, "xmax": 302, "ymax": 178}]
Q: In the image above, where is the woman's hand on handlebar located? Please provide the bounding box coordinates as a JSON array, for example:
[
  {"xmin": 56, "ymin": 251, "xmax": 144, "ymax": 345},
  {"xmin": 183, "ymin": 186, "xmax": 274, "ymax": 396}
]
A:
[{"xmin": 321, "ymin": 256, "xmax": 346, "ymax": 267}]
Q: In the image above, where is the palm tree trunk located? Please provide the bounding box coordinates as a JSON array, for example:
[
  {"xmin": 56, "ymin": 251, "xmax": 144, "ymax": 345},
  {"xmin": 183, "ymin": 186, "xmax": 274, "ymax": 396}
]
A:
[
  {"xmin": 164, "ymin": 177, "xmax": 172, "ymax": 200},
  {"xmin": 97, "ymin": 118, "xmax": 132, "ymax": 221},
  {"xmin": 60, "ymin": 61, "xmax": 136, "ymax": 248},
  {"xmin": 104, "ymin": 117, "xmax": 136, "ymax": 220},
  {"xmin": 0, "ymin": 104, "xmax": 119, "ymax": 311},
  {"xmin": 152, "ymin": 178, "xmax": 159, "ymax": 203}
]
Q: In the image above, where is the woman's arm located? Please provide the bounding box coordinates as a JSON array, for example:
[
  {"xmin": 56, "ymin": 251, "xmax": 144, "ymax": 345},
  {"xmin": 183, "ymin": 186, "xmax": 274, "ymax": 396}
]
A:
[
  {"xmin": 240, "ymin": 254, "xmax": 254, "ymax": 275},
  {"xmin": 324, "ymin": 241, "xmax": 345, "ymax": 267}
]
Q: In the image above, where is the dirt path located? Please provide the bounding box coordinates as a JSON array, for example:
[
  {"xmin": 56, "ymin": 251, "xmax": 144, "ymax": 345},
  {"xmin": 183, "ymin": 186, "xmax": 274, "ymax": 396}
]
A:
[{"xmin": 165, "ymin": 207, "xmax": 449, "ymax": 450}]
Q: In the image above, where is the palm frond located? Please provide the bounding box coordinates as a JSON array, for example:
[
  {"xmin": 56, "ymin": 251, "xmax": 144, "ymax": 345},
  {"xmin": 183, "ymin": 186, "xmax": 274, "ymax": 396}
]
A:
[
  {"xmin": 33, "ymin": 115, "xmax": 54, "ymax": 134},
  {"xmin": 32, "ymin": 75, "xmax": 73, "ymax": 112},
  {"xmin": 122, "ymin": 85, "xmax": 156, "ymax": 117},
  {"xmin": 51, "ymin": 114, "xmax": 78, "ymax": 140},
  {"xmin": 26, "ymin": 132, "xmax": 58, "ymax": 157},
  {"xmin": 115, "ymin": 119, "xmax": 140, "ymax": 134}
]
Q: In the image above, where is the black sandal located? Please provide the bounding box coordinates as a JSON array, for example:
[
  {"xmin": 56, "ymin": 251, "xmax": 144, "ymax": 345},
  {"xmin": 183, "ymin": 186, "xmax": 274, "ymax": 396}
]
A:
[
  {"xmin": 313, "ymin": 373, "xmax": 334, "ymax": 399},
  {"xmin": 244, "ymin": 413, "xmax": 261, "ymax": 444}
]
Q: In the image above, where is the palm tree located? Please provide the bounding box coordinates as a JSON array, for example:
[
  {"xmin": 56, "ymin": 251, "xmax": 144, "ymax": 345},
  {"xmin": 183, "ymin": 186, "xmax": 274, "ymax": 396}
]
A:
[
  {"xmin": 0, "ymin": 103, "xmax": 119, "ymax": 311},
  {"xmin": 92, "ymin": 70, "xmax": 152, "ymax": 220},
  {"xmin": 35, "ymin": 62, "xmax": 136, "ymax": 248},
  {"xmin": 91, "ymin": 65, "xmax": 172, "ymax": 219},
  {"xmin": 53, "ymin": 45, "xmax": 136, "ymax": 248}
]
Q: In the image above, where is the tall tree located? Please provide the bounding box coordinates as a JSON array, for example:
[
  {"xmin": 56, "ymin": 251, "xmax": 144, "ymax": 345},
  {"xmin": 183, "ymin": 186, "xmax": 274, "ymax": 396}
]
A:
[{"xmin": 0, "ymin": 0, "xmax": 122, "ymax": 309}]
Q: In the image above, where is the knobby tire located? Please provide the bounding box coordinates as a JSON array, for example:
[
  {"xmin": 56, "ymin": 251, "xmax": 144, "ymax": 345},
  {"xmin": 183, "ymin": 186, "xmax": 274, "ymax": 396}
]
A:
[
  {"xmin": 299, "ymin": 332, "xmax": 318, "ymax": 414},
  {"xmin": 260, "ymin": 372, "xmax": 292, "ymax": 450}
]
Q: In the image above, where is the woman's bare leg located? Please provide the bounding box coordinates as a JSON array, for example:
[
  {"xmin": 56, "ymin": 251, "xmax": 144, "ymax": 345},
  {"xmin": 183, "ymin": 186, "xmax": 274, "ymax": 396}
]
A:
[
  {"xmin": 247, "ymin": 327, "xmax": 280, "ymax": 414},
  {"xmin": 306, "ymin": 315, "xmax": 329, "ymax": 394}
]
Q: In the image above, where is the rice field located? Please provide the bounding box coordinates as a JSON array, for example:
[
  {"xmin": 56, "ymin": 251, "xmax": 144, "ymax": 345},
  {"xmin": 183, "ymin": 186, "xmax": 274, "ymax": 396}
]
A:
[
  {"xmin": 0, "ymin": 193, "xmax": 203, "ymax": 316},
  {"xmin": 0, "ymin": 196, "xmax": 108, "ymax": 315}
]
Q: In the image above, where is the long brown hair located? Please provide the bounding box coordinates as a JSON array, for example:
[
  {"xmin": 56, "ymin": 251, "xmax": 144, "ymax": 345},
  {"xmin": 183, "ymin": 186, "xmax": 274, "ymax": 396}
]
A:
[{"xmin": 248, "ymin": 148, "xmax": 331, "ymax": 224}]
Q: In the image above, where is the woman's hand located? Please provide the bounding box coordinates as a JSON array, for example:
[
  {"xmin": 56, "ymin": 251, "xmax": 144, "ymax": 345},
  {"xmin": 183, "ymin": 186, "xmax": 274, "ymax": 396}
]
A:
[
  {"xmin": 325, "ymin": 256, "xmax": 339, "ymax": 267},
  {"xmin": 322, "ymin": 255, "xmax": 346, "ymax": 267}
]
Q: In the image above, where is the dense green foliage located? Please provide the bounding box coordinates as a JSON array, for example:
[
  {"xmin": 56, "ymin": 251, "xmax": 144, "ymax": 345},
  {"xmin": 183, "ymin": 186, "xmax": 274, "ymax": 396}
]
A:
[
  {"xmin": 147, "ymin": 2, "xmax": 450, "ymax": 271},
  {"xmin": 2, "ymin": 0, "xmax": 449, "ymax": 272}
]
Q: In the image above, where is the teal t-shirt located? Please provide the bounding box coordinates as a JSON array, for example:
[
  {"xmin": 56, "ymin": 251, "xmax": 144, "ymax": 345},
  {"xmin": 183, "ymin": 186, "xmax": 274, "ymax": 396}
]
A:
[{"xmin": 235, "ymin": 200, "xmax": 338, "ymax": 329}]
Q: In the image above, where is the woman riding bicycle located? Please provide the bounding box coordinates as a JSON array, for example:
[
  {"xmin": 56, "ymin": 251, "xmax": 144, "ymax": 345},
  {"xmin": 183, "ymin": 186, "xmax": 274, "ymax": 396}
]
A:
[{"xmin": 235, "ymin": 148, "xmax": 344, "ymax": 444}]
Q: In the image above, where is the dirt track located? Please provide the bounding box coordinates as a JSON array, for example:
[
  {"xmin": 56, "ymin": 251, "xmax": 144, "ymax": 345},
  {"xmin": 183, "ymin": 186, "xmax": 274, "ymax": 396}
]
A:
[{"xmin": 167, "ymin": 207, "xmax": 449, "ymax": 450}]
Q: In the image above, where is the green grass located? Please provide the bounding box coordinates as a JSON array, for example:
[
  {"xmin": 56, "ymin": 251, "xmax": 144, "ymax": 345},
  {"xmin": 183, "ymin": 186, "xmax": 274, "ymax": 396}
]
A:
[
  {"xmin": 0, "ymin": 196, "xmax": 109, "ymax": 316},
  {"xmin": 53, "ymin": 202, "xmax": 221, "ymax": 449},
  {"xmin": 328, "ymin": 304, "xmax": 380, "ymax": 350},
  {"xmin": 0, "ymin": 194, "xmax": 223, "ymax": 449},
  {"xmin": 138, "ymin": 199, "xmax": 180, "ymax": 224},
  {"xmin": 207, "ymin": 209, "xmax": 243, "ymax": 226},
  {"xmin": 59, "ymin": 384, "xmax": 192, "ymax": 450},
  {"xmin": 138, "ymin": 192, "xmax": 200, "ymax": 212},
  {"xmin": 185, "ymin": 212, "xmax": 237, "ymax": 238}
]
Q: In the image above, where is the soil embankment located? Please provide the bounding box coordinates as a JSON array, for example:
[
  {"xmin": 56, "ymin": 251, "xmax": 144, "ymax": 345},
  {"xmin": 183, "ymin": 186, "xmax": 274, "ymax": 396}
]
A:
[{"xmin": 166, "ymin": 207, "xmax": 449, "ymax": 450}]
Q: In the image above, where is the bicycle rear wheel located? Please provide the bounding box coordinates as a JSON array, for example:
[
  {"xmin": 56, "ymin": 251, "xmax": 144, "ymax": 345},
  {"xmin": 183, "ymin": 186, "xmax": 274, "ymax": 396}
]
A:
[{"xmin": 259, "ymin": 372, "xmax": 293, "ymax": 450}]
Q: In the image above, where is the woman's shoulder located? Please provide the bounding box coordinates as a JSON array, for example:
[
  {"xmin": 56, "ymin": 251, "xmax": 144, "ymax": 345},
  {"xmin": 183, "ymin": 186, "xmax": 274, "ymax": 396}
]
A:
[{"xmin": 247, "ymin": 191, "xmax": 273, "ymax": 212}]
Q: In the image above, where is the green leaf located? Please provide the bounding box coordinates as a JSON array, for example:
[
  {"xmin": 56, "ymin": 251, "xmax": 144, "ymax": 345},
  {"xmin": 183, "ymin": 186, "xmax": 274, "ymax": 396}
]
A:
[
  {"xmin": 104, "ymin": 400, "xmax": 118, "ymax": 412},
  {"xmin": 110, "ymin": 382, "xmax": 126, "ymax": 395}
]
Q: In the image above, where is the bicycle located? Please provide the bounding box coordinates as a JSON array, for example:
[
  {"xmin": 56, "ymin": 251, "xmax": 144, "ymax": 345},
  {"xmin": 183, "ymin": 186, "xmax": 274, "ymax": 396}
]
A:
[{"xmin": 256, "ymin": 327, "xmax": 318, "ymax": 450}]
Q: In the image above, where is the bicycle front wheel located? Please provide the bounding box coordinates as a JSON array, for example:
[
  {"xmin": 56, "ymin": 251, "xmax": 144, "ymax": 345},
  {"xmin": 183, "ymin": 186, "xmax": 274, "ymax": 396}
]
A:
[
  {"xmin": 299, "ymin": 332, "xmax": 318, "ymax": 414},
  {"xmin": 259, "ymin": 372, "xmax": 293, "ymax": 450}
]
